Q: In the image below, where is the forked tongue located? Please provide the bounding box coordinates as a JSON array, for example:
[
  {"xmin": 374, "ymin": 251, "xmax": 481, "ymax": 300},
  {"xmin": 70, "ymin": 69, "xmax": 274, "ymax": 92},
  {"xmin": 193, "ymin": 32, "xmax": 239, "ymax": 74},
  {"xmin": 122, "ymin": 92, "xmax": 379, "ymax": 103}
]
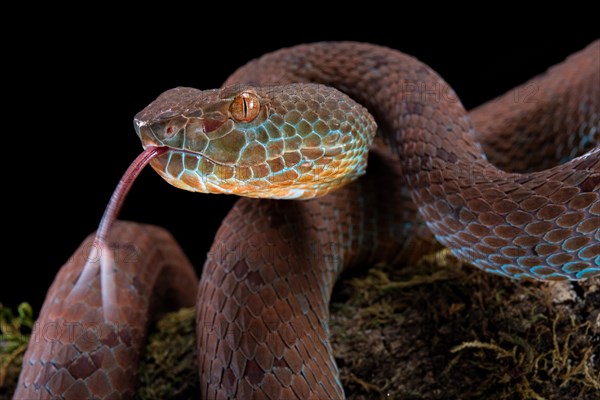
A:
[{"xmin": 69, "ymin": 146, "xmax": 168, "ymax": 322}]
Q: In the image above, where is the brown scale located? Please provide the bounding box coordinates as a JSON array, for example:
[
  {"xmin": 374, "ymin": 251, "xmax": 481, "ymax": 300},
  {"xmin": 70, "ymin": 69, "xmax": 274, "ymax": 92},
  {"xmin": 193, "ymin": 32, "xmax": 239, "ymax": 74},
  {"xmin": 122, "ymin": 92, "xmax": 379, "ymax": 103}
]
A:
[{"xmin": 15, "ymin": 41, "xmax": 599, "ymax": 399}]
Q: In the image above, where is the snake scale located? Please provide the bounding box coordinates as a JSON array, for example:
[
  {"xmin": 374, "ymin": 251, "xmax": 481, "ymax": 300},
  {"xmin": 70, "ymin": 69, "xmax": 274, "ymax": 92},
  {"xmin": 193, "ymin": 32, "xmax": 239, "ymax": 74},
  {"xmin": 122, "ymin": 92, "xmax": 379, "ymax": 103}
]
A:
[{"xmin": 15, "ymin": 41, "xmax": 599, "ymax": 399}]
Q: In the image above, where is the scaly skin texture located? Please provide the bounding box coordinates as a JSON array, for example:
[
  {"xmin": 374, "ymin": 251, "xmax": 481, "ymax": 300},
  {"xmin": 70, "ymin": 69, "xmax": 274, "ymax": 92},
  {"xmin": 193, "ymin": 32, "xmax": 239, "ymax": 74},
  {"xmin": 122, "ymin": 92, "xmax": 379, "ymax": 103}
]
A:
[
  {"xmin": 15, "ymin": 41, "xmax": 599, "ymax": 399},
  {"xmin": 134, "ymin": 84, "xmax": 376, "ymax": 199},
  {"xmin": 15, "ymin": 223, "xmax": 198, "ymax": 399},
  {"xmin": 471, "ymin": 44, "xmax": 599, "ymax": 172}
]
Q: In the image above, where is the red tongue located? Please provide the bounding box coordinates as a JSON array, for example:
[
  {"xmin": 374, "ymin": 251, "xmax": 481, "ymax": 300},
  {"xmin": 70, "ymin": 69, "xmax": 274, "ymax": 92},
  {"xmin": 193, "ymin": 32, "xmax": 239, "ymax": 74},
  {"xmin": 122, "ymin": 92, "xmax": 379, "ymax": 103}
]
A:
[{"xmin": 96, "ymin": 146, "xmax": 168, "ymax": 242}]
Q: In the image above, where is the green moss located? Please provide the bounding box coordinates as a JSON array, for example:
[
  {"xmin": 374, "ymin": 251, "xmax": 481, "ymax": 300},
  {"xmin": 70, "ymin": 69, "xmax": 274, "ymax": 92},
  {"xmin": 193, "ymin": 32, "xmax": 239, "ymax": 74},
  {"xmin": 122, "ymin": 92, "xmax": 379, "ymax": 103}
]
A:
[
  {"xmin": 136, "ymin": 307, "xmax": 199, "ymax": 400},
  {"xmin": 0, "ymin": 303, "xmax": 32, "ymax": 399},
  {"xmin": 330, "ymin": 250, "xmax": 600, "ymax": 399},
  {"xmin": 4, "ymin": 250, "xmax": 600, "ymax": 399}
]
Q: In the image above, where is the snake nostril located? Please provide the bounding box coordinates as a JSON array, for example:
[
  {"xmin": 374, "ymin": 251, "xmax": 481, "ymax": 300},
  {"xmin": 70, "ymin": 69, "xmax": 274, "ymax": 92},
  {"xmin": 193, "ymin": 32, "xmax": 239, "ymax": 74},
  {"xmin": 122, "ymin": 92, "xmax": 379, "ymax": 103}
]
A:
[{"xmin": 163, "ymin": 119, "xmax": 186, "ymax": 138}]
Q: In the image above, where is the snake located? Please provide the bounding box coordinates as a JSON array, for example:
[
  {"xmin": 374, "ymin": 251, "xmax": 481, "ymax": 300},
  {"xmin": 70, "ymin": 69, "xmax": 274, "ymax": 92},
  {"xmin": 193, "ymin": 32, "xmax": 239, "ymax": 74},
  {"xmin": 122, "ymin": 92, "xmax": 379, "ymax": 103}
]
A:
[{"xmin": 14, "ymin": 41, "xmax": 599, "ymax": 399}]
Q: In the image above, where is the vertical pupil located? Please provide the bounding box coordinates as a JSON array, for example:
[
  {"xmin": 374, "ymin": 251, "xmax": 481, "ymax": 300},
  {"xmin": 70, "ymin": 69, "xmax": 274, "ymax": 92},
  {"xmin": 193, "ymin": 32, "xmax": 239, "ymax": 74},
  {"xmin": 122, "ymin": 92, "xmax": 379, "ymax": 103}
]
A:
[{"xmin": 242, "ymin": 97, "xmax": 248, "ymax": 118}]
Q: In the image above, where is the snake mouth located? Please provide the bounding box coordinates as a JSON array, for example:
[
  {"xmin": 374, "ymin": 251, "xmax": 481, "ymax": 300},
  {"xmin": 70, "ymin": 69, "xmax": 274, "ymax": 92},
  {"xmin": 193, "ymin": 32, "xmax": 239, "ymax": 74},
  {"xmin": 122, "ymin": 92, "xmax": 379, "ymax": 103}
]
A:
[
  {"xmin": 144, "ymin": 144, "xmax": 198, "ymax": 158},
  {"xmin": 143, "ymin": 144, "xmax": 233, "ymax": 169}
]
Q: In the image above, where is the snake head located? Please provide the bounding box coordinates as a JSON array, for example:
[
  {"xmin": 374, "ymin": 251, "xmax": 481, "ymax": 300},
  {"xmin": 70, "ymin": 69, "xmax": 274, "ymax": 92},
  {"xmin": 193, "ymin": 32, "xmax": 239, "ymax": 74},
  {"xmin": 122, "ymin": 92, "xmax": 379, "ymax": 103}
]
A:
[{"xmin": 134, "ymin": 84, "xmax": 376, "ymax": 199}]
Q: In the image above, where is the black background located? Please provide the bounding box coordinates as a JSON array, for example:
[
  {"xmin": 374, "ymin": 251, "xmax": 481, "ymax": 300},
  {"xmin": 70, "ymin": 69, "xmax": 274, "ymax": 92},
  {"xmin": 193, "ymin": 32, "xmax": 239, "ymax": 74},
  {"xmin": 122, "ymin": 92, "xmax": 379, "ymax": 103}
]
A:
[{"xmin": 4, "ymin": 9, "xmax": 598, "ymax": 312}]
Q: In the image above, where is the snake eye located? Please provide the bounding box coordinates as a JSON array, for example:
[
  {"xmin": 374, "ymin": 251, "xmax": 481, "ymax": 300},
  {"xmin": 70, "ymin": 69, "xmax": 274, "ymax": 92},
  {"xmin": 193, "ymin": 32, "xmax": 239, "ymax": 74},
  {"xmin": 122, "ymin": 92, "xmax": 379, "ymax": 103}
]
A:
[{"xmin": 230, "ymin": 92, "xmax": 260, "ymax": 122}]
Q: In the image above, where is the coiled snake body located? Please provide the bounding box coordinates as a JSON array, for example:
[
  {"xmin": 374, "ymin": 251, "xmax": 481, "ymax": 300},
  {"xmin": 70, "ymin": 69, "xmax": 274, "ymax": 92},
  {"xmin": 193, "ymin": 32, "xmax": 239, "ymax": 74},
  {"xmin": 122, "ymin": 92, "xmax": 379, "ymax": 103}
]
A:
[{"xmin": 15, "ymin": 41, "xmax": 599, "ymax": 399}]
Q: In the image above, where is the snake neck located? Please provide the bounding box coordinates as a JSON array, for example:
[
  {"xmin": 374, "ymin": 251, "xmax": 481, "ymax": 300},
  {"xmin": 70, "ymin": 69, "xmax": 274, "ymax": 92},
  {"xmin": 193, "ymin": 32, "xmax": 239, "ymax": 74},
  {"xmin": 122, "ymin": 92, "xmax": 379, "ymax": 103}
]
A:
[
  {"xmin": 226, "ymin": 42, "xmax": 600, "ymax": 280},
  {"xmin": 225, "ymin": 41, "xmax": 486, "ymax": 185}
]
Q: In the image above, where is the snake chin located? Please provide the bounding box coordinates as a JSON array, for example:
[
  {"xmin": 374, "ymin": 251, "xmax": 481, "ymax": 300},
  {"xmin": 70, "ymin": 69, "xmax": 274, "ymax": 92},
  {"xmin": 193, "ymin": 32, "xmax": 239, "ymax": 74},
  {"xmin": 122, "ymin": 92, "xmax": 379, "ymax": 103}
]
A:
[{"xmin": 146, "ymin": 147, "xmax": 358, "ymax": 199}]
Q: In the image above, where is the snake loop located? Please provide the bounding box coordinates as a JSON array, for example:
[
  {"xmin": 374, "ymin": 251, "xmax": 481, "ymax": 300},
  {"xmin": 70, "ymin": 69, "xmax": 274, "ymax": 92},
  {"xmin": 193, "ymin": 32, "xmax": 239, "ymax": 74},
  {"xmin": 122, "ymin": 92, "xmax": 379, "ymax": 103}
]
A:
[{"xmin": 15, "ymin": 41, "xmax": 599, "ymax": 399}]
